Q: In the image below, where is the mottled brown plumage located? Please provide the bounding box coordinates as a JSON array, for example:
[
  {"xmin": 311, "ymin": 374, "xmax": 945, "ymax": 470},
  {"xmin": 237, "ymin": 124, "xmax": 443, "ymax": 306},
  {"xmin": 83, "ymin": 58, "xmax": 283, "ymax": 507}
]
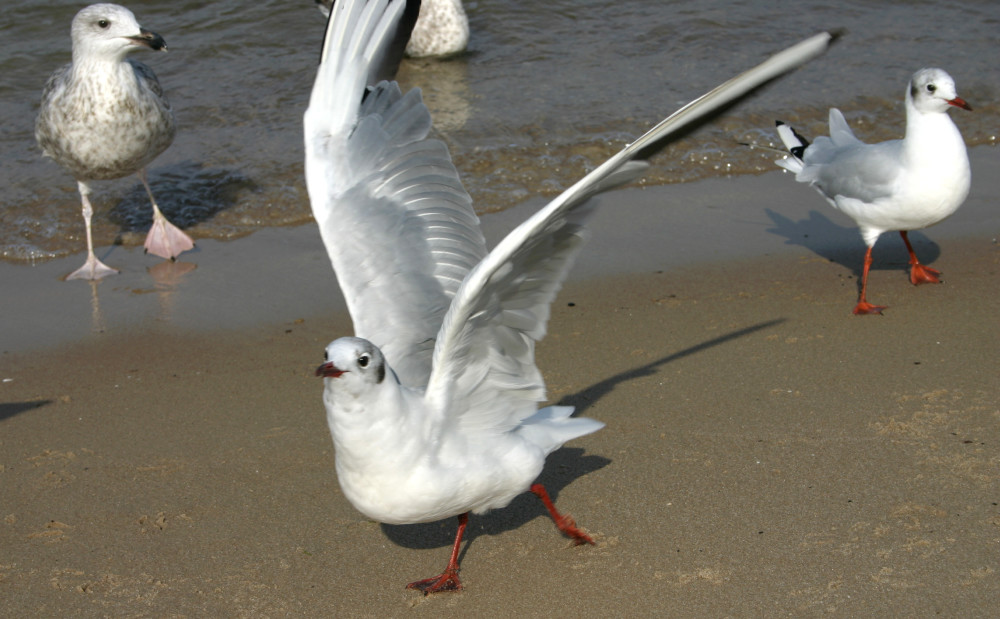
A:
[{"xmin": 36, "ymin": 3, "xmax": 192, "ymax": 280}]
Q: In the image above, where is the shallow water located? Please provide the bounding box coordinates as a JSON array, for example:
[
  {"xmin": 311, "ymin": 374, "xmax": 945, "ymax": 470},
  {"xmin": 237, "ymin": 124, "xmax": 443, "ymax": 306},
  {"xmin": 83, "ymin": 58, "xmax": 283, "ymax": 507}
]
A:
[{"xmin": 2, "ymin": 0, "xmax": 998, "ymax": 262}]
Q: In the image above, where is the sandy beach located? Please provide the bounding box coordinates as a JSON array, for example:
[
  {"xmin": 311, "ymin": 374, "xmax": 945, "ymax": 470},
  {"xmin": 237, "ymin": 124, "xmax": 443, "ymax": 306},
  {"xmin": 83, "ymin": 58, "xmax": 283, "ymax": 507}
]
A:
[{"xmin": 1, "ymin": 148, "xmax": 998, "ymax": 616}]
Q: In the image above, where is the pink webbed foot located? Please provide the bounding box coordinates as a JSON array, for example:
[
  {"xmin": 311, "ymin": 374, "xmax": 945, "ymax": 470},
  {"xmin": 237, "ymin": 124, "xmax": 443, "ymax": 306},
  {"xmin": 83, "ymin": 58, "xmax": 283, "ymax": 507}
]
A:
[
  {"xmin": 66, "ymin": 253, "xmax": 119, "ymax": 281},
  {"xmin": 144, "ymin": 205, "xmax": 194, "ymax": 261},
  {"xmin": 909, "ymin": 263, "xmax": 941, "ymax": 285},
  {"xmin": 406, "ymin": 567, "xmax": 462, "ymax": 594}
]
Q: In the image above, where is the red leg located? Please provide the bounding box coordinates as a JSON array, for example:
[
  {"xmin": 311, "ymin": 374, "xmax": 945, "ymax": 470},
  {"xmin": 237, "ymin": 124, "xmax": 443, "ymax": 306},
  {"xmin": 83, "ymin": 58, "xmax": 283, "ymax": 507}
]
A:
[
  {"xmin": 406, "ymin": 513, "xmax": 467, "ymax": 594},
  {"xmin": 900, "ymin": 231, "xmax": 940, "ymax": 285},
  {"xmin": 853, "ymin": 246, "xmax": 887, "ymax": 315},
  {"xmin": 530, "ymin": 483, "xmax": 594, "ymax": 545}
]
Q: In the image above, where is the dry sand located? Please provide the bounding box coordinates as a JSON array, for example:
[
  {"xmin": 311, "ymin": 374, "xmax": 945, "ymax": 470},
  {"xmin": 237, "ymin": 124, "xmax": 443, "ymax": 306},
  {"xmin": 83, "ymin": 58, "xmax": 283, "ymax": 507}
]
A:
[{"xmin": 1, "ymin": 148, "xmax": 998, "ymax": 616}]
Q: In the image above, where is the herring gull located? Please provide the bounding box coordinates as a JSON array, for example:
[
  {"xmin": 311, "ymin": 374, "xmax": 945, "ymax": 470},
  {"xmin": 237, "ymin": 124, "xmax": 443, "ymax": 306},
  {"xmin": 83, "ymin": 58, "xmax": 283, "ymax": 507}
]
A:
[
  {"xmin": 316, "ymin": 0, "xmax": 468, "ymax": 58},
  {"xmin": 36, "ymin": 3, "xmax": 193, "ymax": 280}
]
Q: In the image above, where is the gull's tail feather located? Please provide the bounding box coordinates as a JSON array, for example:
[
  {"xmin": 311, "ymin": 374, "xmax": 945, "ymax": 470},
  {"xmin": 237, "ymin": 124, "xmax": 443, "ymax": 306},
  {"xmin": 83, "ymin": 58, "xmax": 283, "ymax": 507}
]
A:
[{"xmin": 515, "ymin": 406, "xmax": 604, "ymax": 456}]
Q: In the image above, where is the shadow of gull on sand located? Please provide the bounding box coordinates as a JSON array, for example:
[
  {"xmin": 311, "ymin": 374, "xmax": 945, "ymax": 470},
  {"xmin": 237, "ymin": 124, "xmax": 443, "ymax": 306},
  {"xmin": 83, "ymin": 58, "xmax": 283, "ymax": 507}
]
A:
[
  {"xmin": 764, "ymin": 208, "xmax": 942, "ymax": 290},
  {"xmin": 558, "ymin": 319, "xmax": 787, "ymax": 417},
  {"xmin": 380, "ymin": 319, "xmax": 785, "ymax": 553},
  {"xmin": 0, "ymin": 400, "xmax": 53, "ymax": 422}
]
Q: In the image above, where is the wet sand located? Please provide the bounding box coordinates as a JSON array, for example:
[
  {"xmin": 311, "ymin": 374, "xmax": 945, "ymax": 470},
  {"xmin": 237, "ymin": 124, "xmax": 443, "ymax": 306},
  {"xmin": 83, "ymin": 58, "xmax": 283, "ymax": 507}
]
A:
[{"xmin": 1, "ymin": 149, "xmax": 998, "ymax": 616}]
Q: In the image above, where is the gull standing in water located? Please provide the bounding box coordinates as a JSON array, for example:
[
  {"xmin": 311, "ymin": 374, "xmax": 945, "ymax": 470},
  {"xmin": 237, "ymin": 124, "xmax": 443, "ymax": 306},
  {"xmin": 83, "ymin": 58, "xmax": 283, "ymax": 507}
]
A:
[
  {"xmin": 36, "ymin": 3, "xmax": 193, "ymax": 281},
  {"xmin": 307, "ymin": 0, "xmax": 834, "ymax": 593},
  {"xmin": 316, "ymin": 0, "xmax": 468, "ymax": 57},
  {"xmin": 775, "ymin": 68, "xmax": 971, "ymax": 314}
]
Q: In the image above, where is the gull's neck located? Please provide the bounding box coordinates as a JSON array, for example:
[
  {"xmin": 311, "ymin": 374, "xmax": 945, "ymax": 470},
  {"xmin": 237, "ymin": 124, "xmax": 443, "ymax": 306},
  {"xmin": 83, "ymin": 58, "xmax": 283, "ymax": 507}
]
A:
[
  {"xmin": 325, "ymin": 374, "xmax": 420, "ymax": 465},
  {"xmin": 71, "ymin": 52, "xmax": 133, "ymax": 82},
  {"xmin": 903, "ymin": 98, "xmax": 965, "ymax": 166}
]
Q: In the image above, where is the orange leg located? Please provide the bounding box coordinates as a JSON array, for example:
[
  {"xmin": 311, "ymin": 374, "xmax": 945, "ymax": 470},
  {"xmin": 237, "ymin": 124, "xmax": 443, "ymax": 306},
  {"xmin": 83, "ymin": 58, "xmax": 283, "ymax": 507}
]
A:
[
  {"xmin": 406, "ymin": 513, "xmax": 467, "ymax": 594},
  {"xmin": 530, "ymin": 483, "xmax": 595, "ymax": 545},
  {"xmin": 900, "ymin": 231, "xmax": 940, "ymax": 285},
  {"xmin": 853, "ymin": 246, "xmax": 887, "ymax": 315}
]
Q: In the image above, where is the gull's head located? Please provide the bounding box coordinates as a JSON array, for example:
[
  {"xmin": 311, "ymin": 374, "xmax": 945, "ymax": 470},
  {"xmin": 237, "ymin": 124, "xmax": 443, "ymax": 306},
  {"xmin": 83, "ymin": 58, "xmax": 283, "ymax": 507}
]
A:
[
  {"xmin": 71, "ymin": 3, "xmax": 167, "ymax": 62},
  {"xmin": 908, "ymin": 68, "xmax": 972, "ymax": 114},
  {"xmin": 316, "ymin": 337, "xmax": 387, "ymax": 394}
]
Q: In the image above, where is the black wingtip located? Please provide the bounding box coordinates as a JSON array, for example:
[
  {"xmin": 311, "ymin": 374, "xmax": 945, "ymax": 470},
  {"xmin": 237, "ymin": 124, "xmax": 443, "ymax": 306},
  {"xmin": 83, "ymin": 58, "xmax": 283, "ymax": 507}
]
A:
[
  {"xmin": 372, "ymin": 0, "xmax": 421, "ymax": 83},
  {"xmin": 317, "ymin": 0, "xmax": 422, "ymax": 84},
  {"xmin": 790, "ymin": 126, "xmax": 811, "ymax": 148},
  {"xmin": 776, "ymin": 120, "xmax": 811, "ymax": 158},
  {"xmin": 826, "ymin": 28, "xmax": 847, "ymax": 45}
]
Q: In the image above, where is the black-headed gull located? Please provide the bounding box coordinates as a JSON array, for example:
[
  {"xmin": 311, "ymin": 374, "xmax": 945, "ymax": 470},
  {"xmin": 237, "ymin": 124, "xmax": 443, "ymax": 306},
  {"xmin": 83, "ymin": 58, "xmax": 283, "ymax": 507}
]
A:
[
  {"xmin": 306, "ymin": 0, "xmax": 833, "ymax": 593},
  {"xmin": 315, "ymin": 0, "xmax": 468, "ymax": 58},
  {"xmin": 775, "ymin": 68, "xmax": 971, "ymax": 314},
  {"xmin": 36, "ymin": 3, "xmax": 193, "ymax": 281}
]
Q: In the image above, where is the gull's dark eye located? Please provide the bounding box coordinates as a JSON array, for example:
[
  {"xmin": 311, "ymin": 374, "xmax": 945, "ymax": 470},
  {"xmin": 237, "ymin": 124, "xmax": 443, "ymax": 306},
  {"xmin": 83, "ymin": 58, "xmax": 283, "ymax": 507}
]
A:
[
  {"xmin": 97, "ymin": 19, "xmax": 110, "ymax": 28},
  {"xmin": 358, "ymin": 354, "xmax": 370, "ymax": 368},
  {"xmin": 926, "ymin": 83, "xmax": 936, "ymax": 93},
  {"xmin": 323, "ymin": 350, "xmax": 328, "ymax": 361}
]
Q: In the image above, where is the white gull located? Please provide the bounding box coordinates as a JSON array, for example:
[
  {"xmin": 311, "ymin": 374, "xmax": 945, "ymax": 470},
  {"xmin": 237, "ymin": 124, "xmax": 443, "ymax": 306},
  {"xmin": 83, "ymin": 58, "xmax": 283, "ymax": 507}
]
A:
[
  {"xmin": 316, "ymin": 0, "xmax": 468, "ymax": 58},
  {"xmin": 36, "ymin": 3, "xmax": 194, "ymax": 281},
  {"xmin": 306, "ymin": 0, "xmax": 834, "ymax": 593},
  {"xmin": 775, "ymin": 68, "xmax": 971, "ymax": 314}
]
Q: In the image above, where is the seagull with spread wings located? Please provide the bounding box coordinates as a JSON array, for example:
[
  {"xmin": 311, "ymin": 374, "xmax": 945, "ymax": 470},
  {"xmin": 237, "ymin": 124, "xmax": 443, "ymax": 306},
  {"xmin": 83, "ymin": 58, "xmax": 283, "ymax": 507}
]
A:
[{"xmin": 306, "ymin": 0, "xmax": 834, "ymax": 593}]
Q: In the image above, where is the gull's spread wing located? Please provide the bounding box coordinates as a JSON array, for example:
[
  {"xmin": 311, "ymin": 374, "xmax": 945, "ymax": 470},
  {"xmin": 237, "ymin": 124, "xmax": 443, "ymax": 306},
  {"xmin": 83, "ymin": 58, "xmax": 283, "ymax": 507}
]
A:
[
  {"xmin": 424, "ymin": 32, "xmax": 838, "ymax": 434},
  {"xmin": 304, "ymin": 0, "xmax": 487, "ymax": 386}
]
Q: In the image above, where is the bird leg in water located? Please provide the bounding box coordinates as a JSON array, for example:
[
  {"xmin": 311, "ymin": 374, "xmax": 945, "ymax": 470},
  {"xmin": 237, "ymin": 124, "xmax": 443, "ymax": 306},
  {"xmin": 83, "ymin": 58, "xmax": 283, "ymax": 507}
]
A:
[
  {"xmin": 66, "ymin": 182, "xmax": 119, "ymax": 281},
  {"xmin": 406, "ymin": 512, "xmax": 468, "ymax": 594},
  {"xmin": 900, "ymin": 231, "xmax": 941, "ymax": 285},
  {"xmin": 140, "ymin": 169, "xmax": 194, "ymax": 260}
]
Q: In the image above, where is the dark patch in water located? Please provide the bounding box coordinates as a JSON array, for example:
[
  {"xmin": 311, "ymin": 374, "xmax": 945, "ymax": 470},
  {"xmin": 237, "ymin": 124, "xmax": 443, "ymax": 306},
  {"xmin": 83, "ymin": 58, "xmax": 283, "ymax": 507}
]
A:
[{"xmin": 108, "ymin": 161, "xmax": 257, "ymax": 232}]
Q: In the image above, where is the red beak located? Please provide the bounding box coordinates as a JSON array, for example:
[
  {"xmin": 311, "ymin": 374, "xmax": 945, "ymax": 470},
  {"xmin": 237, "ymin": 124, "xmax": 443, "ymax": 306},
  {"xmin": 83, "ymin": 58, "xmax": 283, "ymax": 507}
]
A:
[
  {"xmin": 315, "ymin": 362, "xmax": 345, "ymax": 378},
  {"xmin": 948, "ymin": 97, "xmax": 972, "ymax": 111}
]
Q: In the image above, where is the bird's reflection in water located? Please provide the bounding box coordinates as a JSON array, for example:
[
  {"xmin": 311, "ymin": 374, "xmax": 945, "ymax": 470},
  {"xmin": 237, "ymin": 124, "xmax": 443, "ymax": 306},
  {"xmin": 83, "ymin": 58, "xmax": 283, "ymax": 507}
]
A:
[
  {"xmin": 87, "ymin": 280, "xmax": 105, "ymax": 335},
  {"xmin": 82, "ymin": 260, "xmax": 197, "ymax": 333},
  {"xmin": 147, "ymin": 260, "xmax": 197, "ymax": 321},
  {"xmin": 397, "ymin": 57, "xmax": 471, "ymax": 134}
]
